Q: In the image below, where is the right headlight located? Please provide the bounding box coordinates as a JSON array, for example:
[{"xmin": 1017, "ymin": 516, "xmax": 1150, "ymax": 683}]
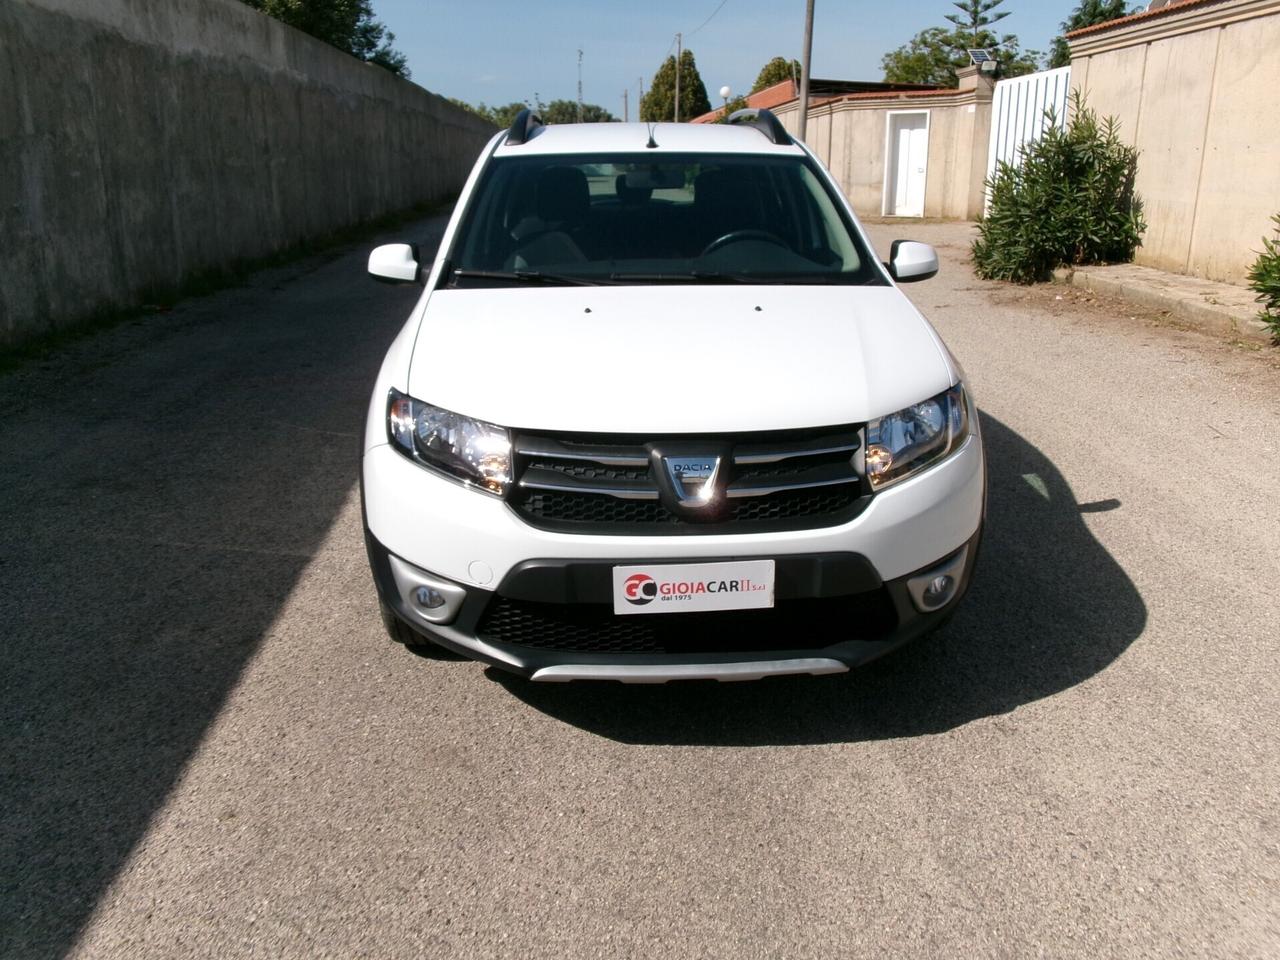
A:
[
  {"xmin": 386, "ymin": 389, "xmax": 512, "ymax": 496},
  {"xmin": 865, "ymin": 383, "xmax": 970, "ymax": 489}
]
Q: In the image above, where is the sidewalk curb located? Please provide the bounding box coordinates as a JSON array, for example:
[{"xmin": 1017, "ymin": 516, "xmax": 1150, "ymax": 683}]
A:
[{"xmin": 1053, "ymin": 266, "xmax": 1275, "ymax": 346}]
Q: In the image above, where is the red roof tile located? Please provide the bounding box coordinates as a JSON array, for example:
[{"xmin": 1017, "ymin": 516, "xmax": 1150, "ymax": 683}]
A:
[
  {"xmin": 690, "ymin": 77, "xmax": 956, "ymax": 123},
  {"xmin": 1065, "ymin": 0, "xmax": 1229, "ymax": 38},
  {"xmin": 691, "ymin": 79, "xmax": 796, "ymax": 123}
]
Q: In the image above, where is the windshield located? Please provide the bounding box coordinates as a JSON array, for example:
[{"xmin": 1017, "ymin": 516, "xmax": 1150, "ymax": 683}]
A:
[{"xmin": 446, "ymin": 153, "xmax": 887, "ymax": 287}]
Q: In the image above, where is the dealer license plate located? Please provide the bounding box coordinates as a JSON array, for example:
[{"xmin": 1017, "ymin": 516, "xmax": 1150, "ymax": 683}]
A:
[{"xmin": 612, "ymin": 560, "xmax": 775, "ymax": 616}]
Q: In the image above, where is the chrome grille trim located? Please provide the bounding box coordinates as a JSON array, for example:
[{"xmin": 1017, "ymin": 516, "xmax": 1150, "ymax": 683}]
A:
[
  {"xmin": 725, "ymin": 474, "xmax": 860, "ymax": 498},
  {"xmin": 510, "ymin": 426, "xmax": 866, "ymax": 528},
  {"xmin": 733, "ymin": 439, "xmax": 861, "ymax": 465},
  {"xmin": 513, "ymin": 441, "xmax": 648, "ymax": 467},
  {"xmin": 519, "ymin": 468, "xmax": 660, "ymax": 500}
]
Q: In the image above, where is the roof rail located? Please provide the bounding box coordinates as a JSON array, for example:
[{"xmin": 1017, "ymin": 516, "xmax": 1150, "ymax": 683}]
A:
[
  {"xmin": 505, "ymin": 108, "xmax": 544, "ymax": 146},
  {"xmin": 727, "ymin": 108, "xmax": 792, "ymax": 146}
]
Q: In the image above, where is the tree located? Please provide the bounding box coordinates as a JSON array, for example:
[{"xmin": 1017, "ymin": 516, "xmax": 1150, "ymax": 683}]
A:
[
  {"xmin": 1049, "ymin": 1, "xmax": 1131, "ymax": 68},
  {"xmin": 240, "ymin": 0, "xmax": 409, "ymax": 78},
  {"xmin": 944, "ymin": 0, "xmax": 1010, "ymax": 47},
  {"xmin": 540, "ymin": 100, "xmax": 617, "ymax": 123},
  {"xmin": 448, "ymin": 100, "xmax": 530, "ymax": 128},
  {"xmin": 717, "ymin": 94, "xmax": 750, "ymax": 121},
  {"xmin": 352, "ymin": 12, "xmax": 408, "ymax": 76},
  {"xmin": 752, "ymin": 57, "xmax": 800, "ymax": 93},
  {"xmin": 451, "ymin": 99, "xmax": 617, "ymax": 126},
  {"xmin": 881, "ymin": 1, "xmax": 1043, "ymax": 87},
  {"xmin": 640, "ymin": 49, "xmax": 711, "ymax": 122},
  {"xmin": 881, "ymin": 27, "xmax": 962, "ymax": 87}
]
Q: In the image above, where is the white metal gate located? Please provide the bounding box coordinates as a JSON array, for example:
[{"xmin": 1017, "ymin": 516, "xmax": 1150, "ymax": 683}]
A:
[{"xmin": 986, "ymin": 66, "xmax": 1071, "ymax": 205}]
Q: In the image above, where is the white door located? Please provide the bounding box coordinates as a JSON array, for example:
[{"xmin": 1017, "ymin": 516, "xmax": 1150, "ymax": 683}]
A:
[{"xmin": 887, "ymin": 113, "xmax": 929, "ymax": 217}]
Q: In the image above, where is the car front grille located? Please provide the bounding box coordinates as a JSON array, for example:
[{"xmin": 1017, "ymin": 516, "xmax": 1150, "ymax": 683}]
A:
[
  {"xmin": 510, "ymin": 425, "xmax": 870, "ymax": 534},
  {"xmin": 475, "ymin": 592, "xmax": 898, "ymax": 655}
]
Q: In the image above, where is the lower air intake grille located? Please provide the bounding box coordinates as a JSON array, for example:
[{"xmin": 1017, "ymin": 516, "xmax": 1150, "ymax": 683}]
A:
[{"xmin": 476, "ymin": 592, "xmax": 898, "ymax": 655}]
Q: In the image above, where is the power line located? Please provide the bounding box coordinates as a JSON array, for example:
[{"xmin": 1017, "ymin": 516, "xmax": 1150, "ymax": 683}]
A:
[{"xmin": 688, "ymin": 0, "xmax": 731, "ymax": 37}]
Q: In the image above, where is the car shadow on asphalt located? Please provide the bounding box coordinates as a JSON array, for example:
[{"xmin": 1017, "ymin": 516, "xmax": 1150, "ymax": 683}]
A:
[
  {"xmin": 495, "ymin": 413, "xmax": 1148, "ymax": 746},
  {"xmin": 0, "ymin": 225, "xmax": 442, "ymax": 958}
]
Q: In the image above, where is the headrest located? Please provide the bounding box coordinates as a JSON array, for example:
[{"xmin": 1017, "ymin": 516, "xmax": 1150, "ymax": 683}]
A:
[
  {"xmin": 615, "ymin": 174, "xmax": 652, "ymax": 205},
  {"xmin": 536, "ymin": 167, "xmax": 590, "ymax": 223}
]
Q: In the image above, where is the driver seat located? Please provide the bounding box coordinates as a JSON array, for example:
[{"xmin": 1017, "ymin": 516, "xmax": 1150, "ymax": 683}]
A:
[{"xmin": 692, "ymin": 168, "xmax": 765, "ymax": 252}]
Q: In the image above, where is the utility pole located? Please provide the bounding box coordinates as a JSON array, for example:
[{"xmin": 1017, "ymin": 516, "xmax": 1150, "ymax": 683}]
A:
[
  {"xmin": 623, "ymin": 89, "xmax": 629, "ymax": 122},
  {"xmin": 577, "ymin": 48, "xmax": 584, "ymax": 122},
  {"xmin": 798, "ymin": 0, "xmax": 814, "ymax": 142},
  {"xmin": 674, "ymin": 32, "xmax": 682, "ymax": 123}
]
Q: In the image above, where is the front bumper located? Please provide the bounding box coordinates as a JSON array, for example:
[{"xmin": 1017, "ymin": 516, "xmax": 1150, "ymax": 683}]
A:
[
  {"xmin": 366, "ymin": 526, "xmax": 983, "ymax": 682},
  {"xmin": 363, "ymin": 432, "xmax": 985, "ymax": 588},
  {"xmin": 362, "ymin": 424, "xmax": 985, "ymax": 681}
]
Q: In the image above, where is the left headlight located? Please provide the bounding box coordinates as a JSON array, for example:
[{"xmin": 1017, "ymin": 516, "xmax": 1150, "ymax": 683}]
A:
[
  {"xmin": 387, "ymin": 389, "xmax": 512, "ymax": 496},
  {"xmin": 865, "ymin": 383, "xmax": 970, "ymax": 490}
]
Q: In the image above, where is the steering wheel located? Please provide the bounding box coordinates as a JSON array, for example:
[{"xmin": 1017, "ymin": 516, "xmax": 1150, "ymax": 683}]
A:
[{"xmin": 699, "ymin": 229, "xmax": 788, "ymax": 257}]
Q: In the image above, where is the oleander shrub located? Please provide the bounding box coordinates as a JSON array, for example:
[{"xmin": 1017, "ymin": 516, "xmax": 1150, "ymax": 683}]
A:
[
  {"xmin": 973, "ymin": 95, "xmax": 1145, "ymax": 284},
  {"xmin": 1247, "ymin": 214, "xmax": 1280, "ymax": 339}
]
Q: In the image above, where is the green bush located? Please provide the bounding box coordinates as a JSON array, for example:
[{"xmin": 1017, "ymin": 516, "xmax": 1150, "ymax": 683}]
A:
[
  {"xmin": 973, "ymin": 96, "xmax": 1145, "ymax": 283},
  {"xmin": 1247, "ymin": 214, "xmax": 1280, "ymax": 339}
]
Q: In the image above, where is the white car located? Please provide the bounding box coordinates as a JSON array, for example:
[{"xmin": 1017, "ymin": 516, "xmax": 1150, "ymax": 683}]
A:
[{"xmin": 361, "ymin": 109, "xmax": 985, "ymax": 683}]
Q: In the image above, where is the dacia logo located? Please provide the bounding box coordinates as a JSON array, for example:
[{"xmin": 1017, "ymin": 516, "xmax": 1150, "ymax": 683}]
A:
[{"xmin": 662, "ymin": 455, "xmax": 722, "ymax": 507}]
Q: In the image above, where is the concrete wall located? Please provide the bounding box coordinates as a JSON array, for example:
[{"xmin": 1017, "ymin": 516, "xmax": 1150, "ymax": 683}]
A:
[
  {"xmin": 0, "ymin": 0, "xmax": 495, "ymax": 344},
  {"xmin": 1069, "ymin": 0, "xmax": 1280, "ymax": 283},
  {"xmin": 774, "ymin": 68, "xmax": 993, "ymax": 221}
]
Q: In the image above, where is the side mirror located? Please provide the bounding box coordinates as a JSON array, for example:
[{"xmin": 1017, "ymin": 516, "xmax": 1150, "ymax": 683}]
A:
[
  {"xmin": 887, "ymin": 240, "xmax": 939, "ymax": 283},
  {"xmin": 368, "ymin": 243, "xmax": 421, "ymax": 284}
]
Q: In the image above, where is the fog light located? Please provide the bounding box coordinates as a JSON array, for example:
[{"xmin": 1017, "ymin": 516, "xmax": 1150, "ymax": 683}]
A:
[
  {"xmin": 388, "ymin": 555, "xmax": 467, "ymax": 626},
  {"xmin": 906, "ymin": 546, "xmax": 968, "ymax": 613},
  {"xmin": 414, "ymin": 586, "xmax": 446, "ymax": 610},
  {"xmin": 922, "ymin": 575, "xmax": 955, "ymax": 608}
]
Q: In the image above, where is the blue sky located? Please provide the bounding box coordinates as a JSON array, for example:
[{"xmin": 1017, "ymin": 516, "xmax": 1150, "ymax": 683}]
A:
[{"xmin": 374, "ymin": 0, "xmax": 1070, "ymax": 113}]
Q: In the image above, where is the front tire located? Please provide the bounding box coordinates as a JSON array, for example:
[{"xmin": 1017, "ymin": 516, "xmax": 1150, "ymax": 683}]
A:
[
  {"xmin": 379, "ymin": 598, "xmax": 421, "ymax": 645},
  {"xmin": 379, "ymin": 599, "xmax": 466, "ymax": 660}
]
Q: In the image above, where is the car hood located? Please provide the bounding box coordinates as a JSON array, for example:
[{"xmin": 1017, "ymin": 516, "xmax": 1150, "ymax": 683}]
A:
[{"xmin": 405, "ymin": 285, "xmax": 954, "ymax": 434}]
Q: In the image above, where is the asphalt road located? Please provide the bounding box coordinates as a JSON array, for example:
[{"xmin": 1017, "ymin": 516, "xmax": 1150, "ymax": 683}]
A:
[{"xmin": 3, "ymin": 216, "xmax": 1278, "ymax": 959}]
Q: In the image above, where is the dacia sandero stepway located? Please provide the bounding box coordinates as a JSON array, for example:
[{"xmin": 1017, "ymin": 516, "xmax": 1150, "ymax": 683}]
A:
[{"xmin": 361, "ymin": 108, "xmax": 985, "ymax": 682}]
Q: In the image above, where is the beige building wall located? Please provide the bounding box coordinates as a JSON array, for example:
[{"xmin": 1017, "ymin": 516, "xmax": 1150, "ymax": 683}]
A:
[
  {"xmin": 774, "ymin": 68, "xmax": 994, "ymax": 221},
  {"xmin": 1069, "ymin": 0, "xmax": 1280, "ymax": 283}
]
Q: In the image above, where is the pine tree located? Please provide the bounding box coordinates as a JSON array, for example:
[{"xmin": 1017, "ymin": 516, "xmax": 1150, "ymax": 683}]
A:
[
  {"xmin": 1050, "ymin": 1, "xmax": 1131, "ymax": 68},
  {"xmin": 752, "ymin": 57, "xmax": 801, "ymax": 93},
  {"xmin": 945, "ymin": 0, "xmax": 1011, "ymax": 48},
  {"xmin": 882, "ymin": 0, "xmax": 1043, "ymax": 86},
  {"xmin": 640, "ymin": 50, "xmax": 712, "ymax": 122}
]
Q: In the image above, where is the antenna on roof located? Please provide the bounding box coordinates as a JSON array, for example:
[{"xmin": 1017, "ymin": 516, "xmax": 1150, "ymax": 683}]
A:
[{"xmin": 645, "ymin": 122, "xmax": 658, "ymax": 149}]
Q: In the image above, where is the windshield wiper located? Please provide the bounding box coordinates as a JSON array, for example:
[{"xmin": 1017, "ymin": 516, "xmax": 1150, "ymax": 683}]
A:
[
  {"xmin": 609, "ymin": 272, "xmax": 699, "ymax": 283},
  {"xmin": 607, "ymin": 271, "xmax": 775, "ymax": 284},
  {"xmin": 450, "ymin": 268, "xmax": 610, "ymax": 287},
  {"xmin": 688, "ymin": 271, "xmax": 789, "ymax": 284},
  {"xmin": 693, "ymin": 271, "xmax": 884, "ymax": 286}
]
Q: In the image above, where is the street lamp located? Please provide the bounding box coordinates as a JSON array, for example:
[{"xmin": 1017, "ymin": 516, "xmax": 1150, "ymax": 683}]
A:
[{"xmin": 719, "ymin": 85, "xmax": 731, "ymax": 122}]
